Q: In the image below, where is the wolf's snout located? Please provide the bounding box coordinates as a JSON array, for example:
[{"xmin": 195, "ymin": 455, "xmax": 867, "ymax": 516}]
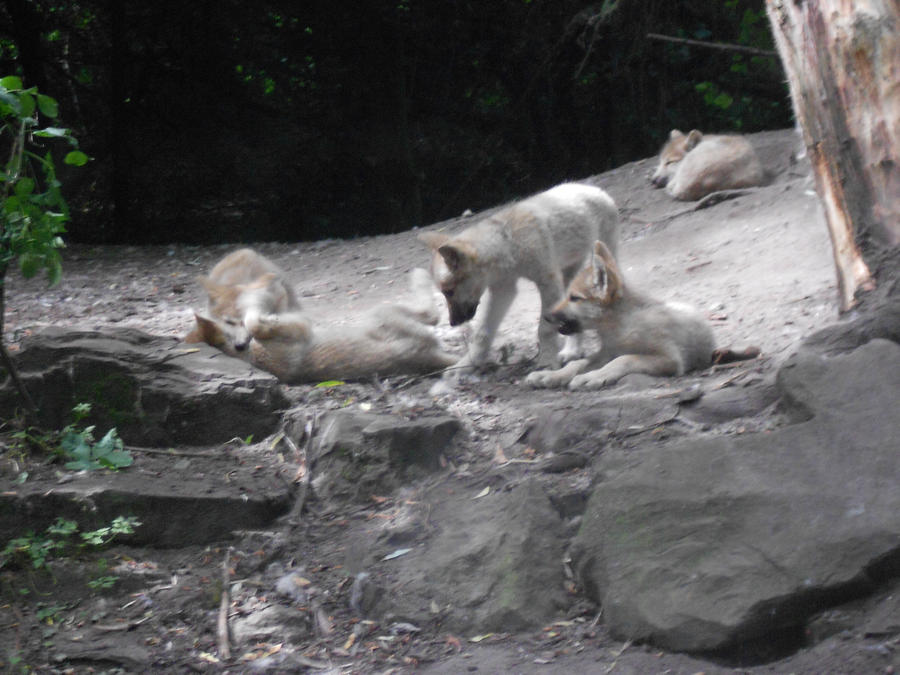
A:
[
  {"xmin": 651, "ymin": 173, "xmax": 668, "ymax": 188},
  {"xmin": 448, "ymin": 302, "xmax": 478, "ymax": 326},
  {"xmin": 548, "ymin": 312, "xmax": 581, "ymax": 336}
]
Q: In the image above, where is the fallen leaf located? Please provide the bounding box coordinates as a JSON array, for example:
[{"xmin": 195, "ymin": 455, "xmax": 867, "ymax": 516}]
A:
[
  {"xmin": 473, "ymin": 486, "xmax": 490, "ymax": 499},
  {"xmin": 382, "ymin": 547, "xmax": 412, "ymax": 561},
  {"xmin": 469, "ymin": 633, "xmax": 494, "ymax": 643}
]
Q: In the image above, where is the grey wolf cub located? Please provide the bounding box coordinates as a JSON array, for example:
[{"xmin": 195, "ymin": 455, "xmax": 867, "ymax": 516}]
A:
[
  {"xmin": 188, "ymin": 269, "xmax": 456, "ymax": 384},
  {"xmin": 418, "ymin": 182, "xmax": 619, "ymax": 374},
  {"xmin": 194, "ymin": 248, "xmax": 300, "ymax": 351},
  {"xmin": 525, "ymin": 241, "xmax": 715, "ymax": 390},
  {"xmin": 650, "ymin": 129, "xmax": 765, "ymax": 201}
]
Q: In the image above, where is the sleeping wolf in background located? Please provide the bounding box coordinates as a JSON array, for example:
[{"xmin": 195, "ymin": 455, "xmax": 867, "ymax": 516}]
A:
[
  {"xmin": 650, "ymin": 129, "xmax": 765, "ymax": 201},
  {"xmin": 525, "ymin": 240, "xmax": 715, "ymax": 390},
  {"xmin": 187, "ymin": 268, "xmax": 456, "ymax": 384},
  {"xmin": 418, "ymin": 182, "xmax": 619, "ymax": 374},
  {"xmin": 195, "ymin": 248, "xmax": 300, "ymax": 351}
]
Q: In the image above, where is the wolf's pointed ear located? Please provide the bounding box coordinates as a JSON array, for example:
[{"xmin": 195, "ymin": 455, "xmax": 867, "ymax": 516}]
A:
[
  {"xmin": 685, "ymin": 129, "xmax": 703, "ymax": 151},
  {"xmin": 591, "ymin": 241, "xmax": 623, "ymax": 302},
  {"xmin": 669, "ymin": 129, "xmax": 684, "ymax": 140},
  {"xmin": 417, "ymin": 231, "xmax": 449, "ymax": 250},
  {"xmin": 437, "ymin": 241, "xmax": 476, "ymax": 272},
  {"xmin": 186, "ymin": 313, "xmax": 225, "ymax": 347}
]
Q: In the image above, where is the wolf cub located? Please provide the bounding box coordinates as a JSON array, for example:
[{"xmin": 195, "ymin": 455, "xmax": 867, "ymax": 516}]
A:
[
  {"xmin": 194, "ymin": 248, "xmax": 300, "ymax": 351},
  {"xmin": 650, "ymin": 129, "xmax": 765, "ymax": 201},
  {"xmin": 526, "ymin": 241, "xmax": 715, "ymax": 390},
  {"xmin": 418, "ymin": 182, "xmax": 619, "ymax": 374}
]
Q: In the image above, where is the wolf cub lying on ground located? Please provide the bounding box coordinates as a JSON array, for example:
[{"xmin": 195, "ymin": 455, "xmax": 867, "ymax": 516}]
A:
[
  {"xmin": 650, "ymin": 129, "xmax": 765, "ymax": 201},
  {"xmin": 196, "ymin": 248, "xmax": 300, "ymax": 352},
  {"xmin": 526, "ymin": 241, "xmax": 715, "ymax": 390},
  {"xmin": 187, "ymin": 268, "xmax": 456, "ymax": 384},
  {"xmin": 419, "ymin": 182, "xmax": 619, "ymax": 374}
]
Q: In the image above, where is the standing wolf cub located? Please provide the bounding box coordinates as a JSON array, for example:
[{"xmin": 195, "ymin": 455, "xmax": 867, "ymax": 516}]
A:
[
  {"xmin": 418, "ymin": 182, "xmax": 619, "ymax": 373},
  {"xmin": 650, "ymin": 129, "xmax": 765, "ymax": 201},
  {"xmin": 194, "ymin": 248, "xmax": 300, "ymax": 351},
  {"xmin": 526, "ymin": 241, "xmax": 714, "ymax": 390},
  {"xmin": 188, "ymin": 268, "xmax": 456, "ymax": 384}
]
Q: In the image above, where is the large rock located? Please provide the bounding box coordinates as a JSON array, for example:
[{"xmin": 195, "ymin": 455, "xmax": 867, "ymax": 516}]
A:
[
  {"xmin": 367, "ymin": 479, "xmax": 569, "ymax": 632},
  {"xmin": 0, "ymin": 327, "xmax": 289, "ymax": 445},
  {"xmin": 311, "ymin": 410, "xmax": 461, "ymax": 501},
  {"xmin": 0, "ymin": 444, "xmax": 295, "ymax": 546},
  {"xmin": 572, "ymin": 338, "xmax": 900, "ymax": 652}
]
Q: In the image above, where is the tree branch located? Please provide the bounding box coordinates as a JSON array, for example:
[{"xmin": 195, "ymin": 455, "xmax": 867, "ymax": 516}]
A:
[{"xmin": 647, "ymin": 33, "xmax": 778, "ymax": 58}]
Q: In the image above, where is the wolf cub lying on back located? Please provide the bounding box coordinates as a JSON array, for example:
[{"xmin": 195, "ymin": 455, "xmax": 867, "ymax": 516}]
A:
[
  {"xmin": 419, "ymin": 182, "xmax": 619, "ymax": 374},
  {"xmin": 650, "ymin": 129, "xmax": 765, "ymax": 201},
  {"xmin": 195, "ymin": 248, "xmax": 300, "ymax": 351},
  {"xmin": 526, "ymin": 241, "xmax": 715, "ymax": 390},
  {"xmin": 188, "ymin": 268, "xmax": 456, "ymax": 384}
]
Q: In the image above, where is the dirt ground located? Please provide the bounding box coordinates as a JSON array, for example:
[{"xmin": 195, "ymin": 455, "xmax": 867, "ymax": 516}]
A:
[{"xmin": 4, "ymin": 128, "xmax": 894, "ymax": 674}]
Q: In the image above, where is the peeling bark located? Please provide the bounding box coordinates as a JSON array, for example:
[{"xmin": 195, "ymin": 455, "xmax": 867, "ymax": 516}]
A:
[{"xmin": 766, "ymin": 0, "xmax": 899, "ymax": 310}]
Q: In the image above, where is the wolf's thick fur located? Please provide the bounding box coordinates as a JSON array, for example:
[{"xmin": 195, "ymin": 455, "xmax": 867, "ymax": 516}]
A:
[
  {"xmin": 189, "ymin": 268, "xmax": 456, "ymax": 384},
  {"xmin": 650, "ymin": 129, "xmax": 765, "ymax": 201},
  {"xmin": 418, "ymin": 182, "xmax": 619, "ymax": 373},
  {"xmin": 190, "ymin": 248, "xmax": 300, "ymax": 351},
  {"xmin": 525, "ymin": 241, "xmax": 714, "ymax": 390}
]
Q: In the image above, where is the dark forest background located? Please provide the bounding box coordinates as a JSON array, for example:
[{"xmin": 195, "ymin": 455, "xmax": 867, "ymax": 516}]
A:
[{"xmin": 1, "ymin": 0, "xmax": 792, "ymax": 245}]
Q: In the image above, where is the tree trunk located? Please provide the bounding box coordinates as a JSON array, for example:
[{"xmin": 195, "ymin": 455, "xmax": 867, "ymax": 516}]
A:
[{"xmin": 765, "ymin": 0, "xmax": 899, "ymax": 311}]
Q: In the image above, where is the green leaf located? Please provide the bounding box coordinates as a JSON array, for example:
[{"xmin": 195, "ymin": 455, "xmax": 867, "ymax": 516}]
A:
[
  {"xmin": 18, "ymin": 93, "xmax": 35, "ymax": 117},
  {"xmin": 0, "ymin": 90, "xmax": 20, "ymax": 114},
  {"xmin": 94, "ymin": 428, "xmax": 122, "ymax": 454},
  {"xmin": 37, "ymin": 94, "xmax": 58, "ymax": 118},
  {"xmin": 0, "ymin": 75, "xmax": 23, "ymax": 90},
  {"xmin": 315, "ymin": 380, "xmax": 345, "ymax": 388},
  {"xmin": 14, "ymin": 177, "xmax": 34, "ymax": 196},
  {"xmin": 46, "ymin": 259, "xmax": 63, "ymax": 286},
  {"xmin": 64, "ymin": 150, "xmax": 89, "ymax": 166},
  {"xmin": 713, "ymin": 92, "xmax": 734, "ymax": 109},
  {"xmin": 34, "ymin": 126, "xmax": 70, "ymax": 139},
  {"xmin": 18, "ymin": 253, "xmax": 39, "ymax": 278},
  {"xmin": 98, "ymin": 450, "xmax": 133, "ymax": 469}
]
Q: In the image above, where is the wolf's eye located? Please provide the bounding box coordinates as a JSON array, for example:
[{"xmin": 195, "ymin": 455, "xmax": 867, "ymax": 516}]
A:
[
  {"xmin": 225, "ymin": 318, "xmax": 239, "ymax": 326},
  {"xmin": 443, "ymin": 289, "xmax": 455, "ymax": 299},
  {"xmin": 569, "ymin": 294, "xmax": 584, "ymax": 303}
]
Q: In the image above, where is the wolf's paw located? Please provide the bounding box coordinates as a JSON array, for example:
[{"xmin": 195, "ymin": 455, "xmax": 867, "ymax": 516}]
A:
[
  {"xmin": 525, "ymin": 369, "xmax": 566, "ymax": 388},
  {"xmin": 569, "ymin": 370, "xmax": 620, "ymax": 390},
  {"xmin": 247, "ymin": 313, "xmax": 280, "ymax": 339}
]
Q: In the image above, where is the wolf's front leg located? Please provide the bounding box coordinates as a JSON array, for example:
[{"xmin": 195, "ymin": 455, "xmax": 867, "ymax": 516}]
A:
[
  {"xmin": 568, "ymin": 354, "xmax": 679, "ymax": 390},
  {"xmin": 525, "ymin": 359, "xmax": 589, "ymax": 388},
  {"xmin": 247, "ymin": 311, "xmax": 312, "ymax": 341},
  {"xmin": 466, "ymin": 282, "xmax": 517, "ymax": 366}
]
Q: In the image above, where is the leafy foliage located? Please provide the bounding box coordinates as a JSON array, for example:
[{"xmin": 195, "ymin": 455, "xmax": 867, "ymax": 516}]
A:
[
  {"xmin": 0, "ymin": 515, "xmax": 140, "ymax": 572},
  {"xmin": 0, "ymin": 74, "xmax": 87, "ymax": 284},
  {"xmin": 6, "ymin": 403, "xmax": 133, "ymax": 471},
  {"xmin": 59, "ymin": 403, "xmax": 133, "ymax": 471}
]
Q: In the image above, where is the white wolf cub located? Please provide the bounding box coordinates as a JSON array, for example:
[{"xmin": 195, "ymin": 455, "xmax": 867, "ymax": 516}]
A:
[
  {"xmin": 418, "ymin": 182, "xmax": 619, "ymax": 375},
  {"xmin": 526, "ymin": 240, "xmax": 715, "ymax": 390},
  {"xmin": 188, "ymin": 268, "xmax": 455, "ymax": 384},
  {"xmin": 196, "ymin": 248, "xmax": 300, "ymax": 351},
  {"xmin": 650, "ymin": 129, "xmax": 765, "ymax": 201}
]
